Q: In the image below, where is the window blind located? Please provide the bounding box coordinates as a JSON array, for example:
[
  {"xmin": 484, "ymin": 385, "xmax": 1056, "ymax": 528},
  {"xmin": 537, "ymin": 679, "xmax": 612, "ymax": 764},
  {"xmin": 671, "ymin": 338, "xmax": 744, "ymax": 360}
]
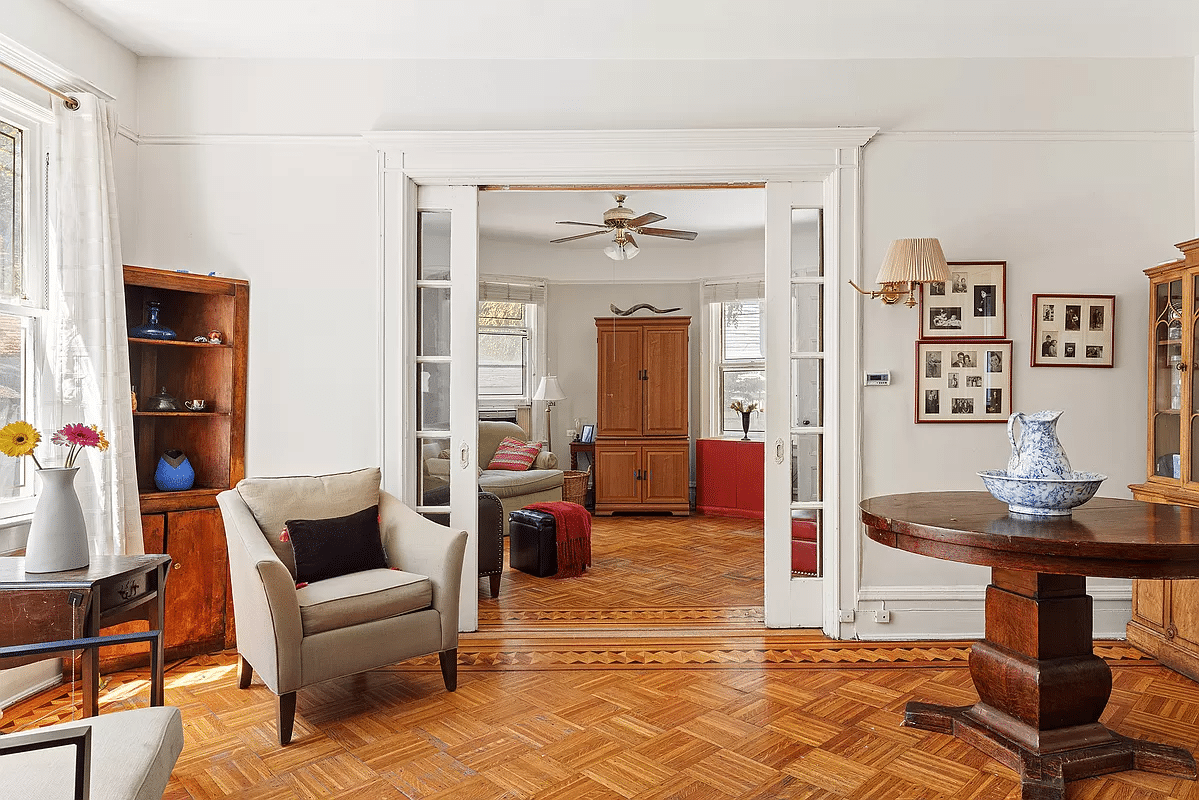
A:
[
  {"xmin": 479, "ymin": 276, "xmax": 547, "ymax": 304},
  {"xmin": 702, "ymin": 279, "xmax": 765, "ymax": 303}
]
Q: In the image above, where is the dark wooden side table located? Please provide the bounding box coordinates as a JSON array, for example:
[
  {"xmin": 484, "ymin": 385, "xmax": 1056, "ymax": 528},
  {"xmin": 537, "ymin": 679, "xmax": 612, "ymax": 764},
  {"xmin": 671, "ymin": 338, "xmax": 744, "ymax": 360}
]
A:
[
  {"xmin": 0, "ymin": 554, "xmax": 171, "ymax": 717},
  {"xmin": 861, "ymin": 492, "xmax": 1199, "ymax": 800}
]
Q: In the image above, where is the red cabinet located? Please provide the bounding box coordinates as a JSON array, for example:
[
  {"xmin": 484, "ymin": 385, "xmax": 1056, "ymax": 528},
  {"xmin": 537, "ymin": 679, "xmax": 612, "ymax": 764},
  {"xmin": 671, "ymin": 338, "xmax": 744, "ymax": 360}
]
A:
[{"xmin": 696, "ymin": 438, "xmax": 763, "ymax": 518}]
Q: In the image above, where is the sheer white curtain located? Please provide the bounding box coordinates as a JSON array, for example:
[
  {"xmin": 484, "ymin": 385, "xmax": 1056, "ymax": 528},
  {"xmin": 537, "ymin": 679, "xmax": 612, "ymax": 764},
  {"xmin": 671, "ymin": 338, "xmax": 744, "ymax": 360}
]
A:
[{"xmin": 53, "ymin": 93, "xmax": 141, "ymax": 556}]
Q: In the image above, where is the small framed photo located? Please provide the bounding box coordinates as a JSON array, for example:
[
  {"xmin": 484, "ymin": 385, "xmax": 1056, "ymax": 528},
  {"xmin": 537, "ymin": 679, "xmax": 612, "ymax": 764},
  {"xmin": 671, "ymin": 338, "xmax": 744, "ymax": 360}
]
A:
[
  {"xmin": 919, "ymin": 261, "xmax": 1007, "ymax": 339},
  {"xmin": 916, "ymin": 340, "xmax": 1013, "ymax": 423},
  {"xmin": 579, "ymin": 424, "xmax": 595, "ymax": 443},
  {"xmin": 1030, "ymin": 294, "xmax": 1115, "ymax": 368}
]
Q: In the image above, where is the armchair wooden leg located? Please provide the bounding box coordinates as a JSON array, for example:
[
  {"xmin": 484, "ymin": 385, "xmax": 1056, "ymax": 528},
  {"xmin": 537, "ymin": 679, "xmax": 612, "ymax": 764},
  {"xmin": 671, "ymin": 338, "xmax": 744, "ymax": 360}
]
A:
[
  {"xmin": 439, "ymin": 648, "xmax": 458, "ymax": 692},
  {"xmin": 237, "ymin": 654, "xmax": 253, "ymax": 689},
  {"xmin": 488, "ymin": 573, "xmax": 501, "ymax": 598},
  {"xmin": 277, "ymin": 692, "xmax": 297, "ymax": 746}
]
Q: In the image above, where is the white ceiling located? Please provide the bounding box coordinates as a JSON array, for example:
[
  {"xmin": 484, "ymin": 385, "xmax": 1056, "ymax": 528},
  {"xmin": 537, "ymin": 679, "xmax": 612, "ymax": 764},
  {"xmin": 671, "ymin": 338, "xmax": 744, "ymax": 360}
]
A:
[
  {"xmin": 478, "ymin": 189, "xmax": 765, "ymax": 248},
  {"xmin": 54, "ymin": 0, "xmax": 1199, "ymax": 60}
]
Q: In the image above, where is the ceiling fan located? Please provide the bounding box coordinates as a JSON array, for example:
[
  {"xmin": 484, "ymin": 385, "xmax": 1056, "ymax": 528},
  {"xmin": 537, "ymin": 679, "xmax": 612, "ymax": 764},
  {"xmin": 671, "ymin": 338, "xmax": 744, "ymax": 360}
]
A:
[{"xmin": 550, "ymin": 194, "xmax": 698, "ymax": 260}]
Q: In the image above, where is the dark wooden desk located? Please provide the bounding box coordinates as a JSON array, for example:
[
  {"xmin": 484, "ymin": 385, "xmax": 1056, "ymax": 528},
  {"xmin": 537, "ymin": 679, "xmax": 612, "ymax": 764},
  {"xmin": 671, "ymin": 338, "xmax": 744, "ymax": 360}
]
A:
[
  {"xmin": 0, "ymin": 555, "xmax": 171, "ymax": 717},
  {"xmin": 861, "ymin": 492, "xmax": 1199, "ymax": 800}
]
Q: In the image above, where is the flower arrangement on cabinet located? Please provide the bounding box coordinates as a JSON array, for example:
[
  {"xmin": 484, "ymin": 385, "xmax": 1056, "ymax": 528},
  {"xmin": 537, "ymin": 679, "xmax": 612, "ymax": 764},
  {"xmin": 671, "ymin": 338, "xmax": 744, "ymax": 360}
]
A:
[{"xmin": 0, "ymin": 421, "xmax": 109, "ymax": 468}]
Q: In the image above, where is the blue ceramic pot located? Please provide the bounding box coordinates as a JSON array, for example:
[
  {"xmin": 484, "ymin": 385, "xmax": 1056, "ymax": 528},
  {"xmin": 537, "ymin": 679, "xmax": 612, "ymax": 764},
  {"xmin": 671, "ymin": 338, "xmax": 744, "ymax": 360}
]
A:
[
  {"xmin": 155, "ymin": 449, "xmax": 194, "ymax": 491},
  {"xmin": 130, "ymin": 300, "xmax": 177, "ymax": 340}
]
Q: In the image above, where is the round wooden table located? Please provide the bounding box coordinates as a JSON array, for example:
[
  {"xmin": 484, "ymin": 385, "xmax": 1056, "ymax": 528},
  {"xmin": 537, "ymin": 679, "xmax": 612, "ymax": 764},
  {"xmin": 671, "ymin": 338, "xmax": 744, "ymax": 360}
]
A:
[{"xmin": 860, "ymin": 491, "xmax": 1199, "ymax": 800}]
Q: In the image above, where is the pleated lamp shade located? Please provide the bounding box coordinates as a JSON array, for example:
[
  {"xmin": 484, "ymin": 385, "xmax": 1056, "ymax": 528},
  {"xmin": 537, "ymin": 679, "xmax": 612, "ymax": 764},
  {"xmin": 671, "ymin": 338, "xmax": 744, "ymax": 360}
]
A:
[{"xmin": 876, "ymin": 238, "xmax": 950, "ymax": 285}]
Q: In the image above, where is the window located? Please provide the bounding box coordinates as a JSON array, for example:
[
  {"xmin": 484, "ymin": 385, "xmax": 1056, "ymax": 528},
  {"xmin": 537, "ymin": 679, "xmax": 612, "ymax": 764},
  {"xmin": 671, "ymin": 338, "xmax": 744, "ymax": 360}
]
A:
[
  {"xmin": 0, "ymin": 98, "xmax": 50, "ymax": 510},
  {"xmin": 477, "ymin": 277, "xmax": 546, "ymax": 407},
  {"xmin": 478, "ymin": 300, "xmax": 529, "ymax": 399},
  {"xmin": 704, "ymin": 279, "xmax": 766, "ymax": 438}
]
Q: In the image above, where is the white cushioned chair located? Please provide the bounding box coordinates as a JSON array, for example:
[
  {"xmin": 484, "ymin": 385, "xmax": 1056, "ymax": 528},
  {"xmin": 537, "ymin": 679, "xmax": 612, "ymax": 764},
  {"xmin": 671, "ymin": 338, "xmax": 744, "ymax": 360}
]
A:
[
  {"xmin": 0, "ymin": 706, "xmax": 183, "ymax": 800},
  {"xmin": 217, "ymin": 467, "xmax": 467, "ymax": 745}
]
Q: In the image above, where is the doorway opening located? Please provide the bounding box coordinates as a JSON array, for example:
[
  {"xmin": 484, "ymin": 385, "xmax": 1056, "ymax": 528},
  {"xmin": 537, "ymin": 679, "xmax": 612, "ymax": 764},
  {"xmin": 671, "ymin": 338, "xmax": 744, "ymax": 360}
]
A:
[{"xmin": 473, "ymin": 186, "xmax": 786, "ymax": 634}]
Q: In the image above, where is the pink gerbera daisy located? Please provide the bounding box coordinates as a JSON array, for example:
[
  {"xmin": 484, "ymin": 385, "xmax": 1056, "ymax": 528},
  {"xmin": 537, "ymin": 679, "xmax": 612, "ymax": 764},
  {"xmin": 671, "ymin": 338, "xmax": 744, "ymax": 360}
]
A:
[{"xmin": 53, "ymin": 423, "xmax": 101, "ymax": 449}]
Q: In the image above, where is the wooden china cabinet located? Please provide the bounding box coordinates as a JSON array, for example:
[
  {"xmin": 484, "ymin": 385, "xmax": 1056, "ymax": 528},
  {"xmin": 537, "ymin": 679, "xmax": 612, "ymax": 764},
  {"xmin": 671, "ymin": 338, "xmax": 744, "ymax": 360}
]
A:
[
  {"xmin": 593, "ymin": 316, "xmax": 690, "ymax": 515},
  {"xmin": 1128, "ymin": 237, "xmax": 1199, "ymax": 678},
  {"xmin": 116, "ymin": 266, "xmax": 249, "ymax": 663}
]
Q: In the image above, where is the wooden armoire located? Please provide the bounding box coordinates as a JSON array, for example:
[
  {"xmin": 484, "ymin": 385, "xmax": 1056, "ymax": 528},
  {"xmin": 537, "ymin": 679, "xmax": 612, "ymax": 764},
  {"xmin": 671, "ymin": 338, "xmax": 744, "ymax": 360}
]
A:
[{"xmin": 593, "ymin": 316, "xmax": 691, "ymax": 515}]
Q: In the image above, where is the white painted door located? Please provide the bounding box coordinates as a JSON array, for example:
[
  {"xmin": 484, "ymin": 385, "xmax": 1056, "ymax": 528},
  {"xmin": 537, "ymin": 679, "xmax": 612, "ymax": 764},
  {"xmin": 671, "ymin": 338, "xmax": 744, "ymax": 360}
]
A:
[
  {"xmin": 764, "ymin": 181, "xmax": 836, "ymax": 629},
  {"xmin": 411, "ymin": 184, "xmax": 480, "ymax": 631}
]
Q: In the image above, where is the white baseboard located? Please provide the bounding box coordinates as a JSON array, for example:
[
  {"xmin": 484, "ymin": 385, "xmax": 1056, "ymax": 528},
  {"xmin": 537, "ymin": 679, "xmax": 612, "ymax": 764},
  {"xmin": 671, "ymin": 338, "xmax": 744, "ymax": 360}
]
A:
[
  {"xmin": 0, "ymin": 659, "xmax": 61, "ymax": 710},
  {"xmin": 852, "ymin": 583, "xmax": 1132, "ymax": 641}
]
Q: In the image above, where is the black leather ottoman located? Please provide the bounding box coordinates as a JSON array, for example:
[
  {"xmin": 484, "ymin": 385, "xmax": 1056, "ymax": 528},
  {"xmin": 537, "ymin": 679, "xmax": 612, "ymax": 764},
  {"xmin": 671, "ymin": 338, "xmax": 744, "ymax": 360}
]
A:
[{"xmin": 509, "ymin": 508, "xmax": 557, "ymax": 577}]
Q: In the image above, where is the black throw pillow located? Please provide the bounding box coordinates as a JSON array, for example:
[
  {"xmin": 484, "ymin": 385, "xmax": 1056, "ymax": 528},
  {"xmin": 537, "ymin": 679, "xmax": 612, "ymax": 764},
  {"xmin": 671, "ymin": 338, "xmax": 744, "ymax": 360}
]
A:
[{"xmin": 284, "ymin": 505, "xmax": 387, "ymax": 585}]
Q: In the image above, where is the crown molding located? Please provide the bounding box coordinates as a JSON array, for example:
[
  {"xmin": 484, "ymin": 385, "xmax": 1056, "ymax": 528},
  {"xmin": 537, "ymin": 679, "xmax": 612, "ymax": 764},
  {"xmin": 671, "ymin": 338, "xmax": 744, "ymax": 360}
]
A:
[
  {"xmin": 877, "ymin": 129, "xmax": 1193, "ymax": 142},
  {"xmin": 136, "ymin": 133, "xmax": 367, "ymax": 146},
  {"xmin": 0, "ymin": 32, "xmax": 113, "ymax": 102}
]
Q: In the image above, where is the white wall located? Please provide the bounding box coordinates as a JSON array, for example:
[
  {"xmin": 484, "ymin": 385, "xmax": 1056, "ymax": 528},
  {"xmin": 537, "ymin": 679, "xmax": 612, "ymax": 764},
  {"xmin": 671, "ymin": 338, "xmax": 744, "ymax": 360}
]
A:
[
  {"xmin": 121, "ymin": 55, "xmax": 1196, "ymax": 638},
  {"xmin": 6, "ymin": 0, "xmax": 140, "ymax": 251}
]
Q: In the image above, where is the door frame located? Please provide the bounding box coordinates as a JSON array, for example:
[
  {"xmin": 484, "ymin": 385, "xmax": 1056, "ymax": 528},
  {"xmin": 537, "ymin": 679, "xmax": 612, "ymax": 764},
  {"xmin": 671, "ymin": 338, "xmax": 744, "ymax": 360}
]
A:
[{"xmin": 367, "ymin": 128, "xmax": 877, "ymax": 634}]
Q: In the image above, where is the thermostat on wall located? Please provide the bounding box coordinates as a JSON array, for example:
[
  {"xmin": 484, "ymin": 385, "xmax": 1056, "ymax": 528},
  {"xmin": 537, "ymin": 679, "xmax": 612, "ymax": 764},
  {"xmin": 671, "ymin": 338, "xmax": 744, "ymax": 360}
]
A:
[{"xmin": 864, "ymin": 371, "xmax": 891, "ymax": 386}]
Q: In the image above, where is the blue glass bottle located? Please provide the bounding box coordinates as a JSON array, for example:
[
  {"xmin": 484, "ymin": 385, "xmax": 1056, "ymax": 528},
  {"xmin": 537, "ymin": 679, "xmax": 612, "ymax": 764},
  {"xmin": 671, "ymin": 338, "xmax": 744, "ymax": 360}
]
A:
[{"xmin": 130, "ymin": 300, "xmax": 177, "ymax": 340}]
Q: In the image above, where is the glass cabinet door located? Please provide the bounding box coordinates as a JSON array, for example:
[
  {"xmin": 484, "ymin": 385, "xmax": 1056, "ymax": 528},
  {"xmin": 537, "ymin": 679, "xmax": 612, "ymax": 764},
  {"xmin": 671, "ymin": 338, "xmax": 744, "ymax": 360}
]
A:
[{"xmin": 1152, "ymin": 278, "xmax": 1183, "ymax": 479}]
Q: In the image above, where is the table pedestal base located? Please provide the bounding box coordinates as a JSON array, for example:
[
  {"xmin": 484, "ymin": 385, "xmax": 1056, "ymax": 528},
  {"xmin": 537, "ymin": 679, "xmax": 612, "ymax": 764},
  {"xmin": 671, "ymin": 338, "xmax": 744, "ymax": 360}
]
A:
[
  {"xmin": 904, "ymin": 569, "xmax": 1198, "ymax": 799},
  {"xmin": 904, "ymin": 701, "xmax": 1195, "ymax": 800}
]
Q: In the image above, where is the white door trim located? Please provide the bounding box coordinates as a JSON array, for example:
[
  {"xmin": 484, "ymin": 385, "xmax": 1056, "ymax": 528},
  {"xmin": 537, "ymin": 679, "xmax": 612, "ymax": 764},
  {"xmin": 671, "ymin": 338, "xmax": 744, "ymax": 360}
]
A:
[{"xmin": 367, "ymin": 127, "xmax": 877, "ymax": 634}]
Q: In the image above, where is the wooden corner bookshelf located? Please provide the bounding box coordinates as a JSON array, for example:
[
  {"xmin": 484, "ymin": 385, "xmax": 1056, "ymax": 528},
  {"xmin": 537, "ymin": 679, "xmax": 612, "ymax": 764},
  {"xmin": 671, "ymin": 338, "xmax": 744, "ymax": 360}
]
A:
[{"xmin": 121, "ymin": 265, "xmax": 248, "ymax": 660}]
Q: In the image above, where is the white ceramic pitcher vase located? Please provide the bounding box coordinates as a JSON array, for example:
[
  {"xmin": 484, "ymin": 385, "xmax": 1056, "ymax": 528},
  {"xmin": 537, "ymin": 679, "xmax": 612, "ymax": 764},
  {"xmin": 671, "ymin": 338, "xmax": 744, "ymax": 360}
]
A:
[
  {"xmin": 24, "ymin": 466, "xmax": 90, "ymax": 573},
  {"xmin": 1006, "ymin": 410, "xmax": 1073, "ymax": 480}
]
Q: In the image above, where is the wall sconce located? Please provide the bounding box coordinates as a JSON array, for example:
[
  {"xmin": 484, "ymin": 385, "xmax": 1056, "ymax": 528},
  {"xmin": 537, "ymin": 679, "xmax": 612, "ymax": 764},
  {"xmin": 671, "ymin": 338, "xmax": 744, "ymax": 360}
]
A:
[{"xmin": 849, "ymin": 238, "xmax": 949, "ymax": 307}]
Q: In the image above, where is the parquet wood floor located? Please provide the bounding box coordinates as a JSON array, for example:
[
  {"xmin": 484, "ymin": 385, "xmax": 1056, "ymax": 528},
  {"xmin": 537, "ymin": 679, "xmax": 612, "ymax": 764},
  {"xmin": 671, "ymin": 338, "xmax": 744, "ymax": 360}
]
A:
[
  {"xmin": 2, "ymin": 647, "xmax": 1194, "ymax": 799},
  {"xmin": 4, "ymin": 513, "xmax": 1193, "ymax": 798},
  {"xmin": 480, "ymin": 514, "xmax": 765, "ymax": 633}
]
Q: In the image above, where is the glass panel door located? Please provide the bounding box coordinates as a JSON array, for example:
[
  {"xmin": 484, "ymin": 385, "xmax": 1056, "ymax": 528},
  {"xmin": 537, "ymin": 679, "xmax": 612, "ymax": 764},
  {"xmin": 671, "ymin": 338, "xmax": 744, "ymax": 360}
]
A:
[
  {"xmin": 1152, "ymin": 278, "xmax": 1183, "ymax": 480},
  {"xmin": 765, "ymin": 183, "xmax": 829, "ymax": 629},
  {"xmin": 413, "ymin": 185, "xmax": 479, "ymax": 630}
]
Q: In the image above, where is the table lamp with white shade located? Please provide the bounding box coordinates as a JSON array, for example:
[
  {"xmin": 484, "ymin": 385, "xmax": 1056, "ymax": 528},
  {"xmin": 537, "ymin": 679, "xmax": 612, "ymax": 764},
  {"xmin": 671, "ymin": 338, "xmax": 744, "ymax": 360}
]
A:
[{"xmin": 532, "ymin": 376, "xmax": 566, "ymax": 453}]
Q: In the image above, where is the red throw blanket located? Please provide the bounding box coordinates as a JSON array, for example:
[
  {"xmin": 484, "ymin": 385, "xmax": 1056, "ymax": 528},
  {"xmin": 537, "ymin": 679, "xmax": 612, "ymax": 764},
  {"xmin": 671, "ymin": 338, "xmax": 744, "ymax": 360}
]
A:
[{"xmin": 525, "ymin": 501, "xmax": 592, "ymax": 578}]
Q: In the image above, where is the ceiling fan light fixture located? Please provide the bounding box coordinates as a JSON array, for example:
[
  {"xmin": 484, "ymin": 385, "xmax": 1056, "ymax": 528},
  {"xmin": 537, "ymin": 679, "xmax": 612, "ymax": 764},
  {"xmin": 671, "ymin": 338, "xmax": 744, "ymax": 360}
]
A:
[{"xmin": 604, "ymin": 235, "xmax": 640, "ymax": 261}]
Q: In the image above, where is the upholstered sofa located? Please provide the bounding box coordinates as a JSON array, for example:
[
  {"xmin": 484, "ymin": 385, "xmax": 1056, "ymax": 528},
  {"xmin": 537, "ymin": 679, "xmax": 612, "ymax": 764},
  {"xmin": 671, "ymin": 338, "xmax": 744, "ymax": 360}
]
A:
[
  {"xmin": 477, "ymin": 421, "xmax": 563, "ymax": 534},
  {"xmin": 423, "ymin": 421, "xmax": 563, "ymax": 536}
]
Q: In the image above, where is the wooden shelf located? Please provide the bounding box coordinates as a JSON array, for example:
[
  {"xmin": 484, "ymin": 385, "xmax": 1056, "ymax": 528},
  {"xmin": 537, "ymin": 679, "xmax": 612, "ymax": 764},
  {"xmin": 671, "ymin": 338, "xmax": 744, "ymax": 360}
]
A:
[
  {"xmin": 134, "ymin": 412, "xmax": 230, "ymax": 418},
  {"xmin": 122, "ymin": 264, "xmax": 248, "ymax": 661},
  {"xmin": 129, "ymin": 337, "xmax": 232, "ymax": 349}
]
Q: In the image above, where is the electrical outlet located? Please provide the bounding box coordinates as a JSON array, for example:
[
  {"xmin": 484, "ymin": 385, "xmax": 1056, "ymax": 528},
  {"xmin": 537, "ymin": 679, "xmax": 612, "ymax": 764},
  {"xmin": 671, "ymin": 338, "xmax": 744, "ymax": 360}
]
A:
[
  {"xmin": 837, "ymin": 609, "xmax": 855, "ymax": 623},
  {"xmin": 875, "ymin": 609, "xmax": 891, "ymax": 623}
]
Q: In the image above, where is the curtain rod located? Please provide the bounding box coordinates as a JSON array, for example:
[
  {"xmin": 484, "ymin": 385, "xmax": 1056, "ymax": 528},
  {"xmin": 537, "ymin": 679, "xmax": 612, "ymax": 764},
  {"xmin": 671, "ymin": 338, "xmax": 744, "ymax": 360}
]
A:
[{"xmin": 0, "ymin": 60, "xmax": 78, "ymax": 110}]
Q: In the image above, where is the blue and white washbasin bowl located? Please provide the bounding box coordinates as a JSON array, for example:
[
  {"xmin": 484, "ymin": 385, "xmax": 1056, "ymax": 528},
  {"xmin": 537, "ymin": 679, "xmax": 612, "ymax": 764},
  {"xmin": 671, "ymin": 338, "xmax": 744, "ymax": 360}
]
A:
[{"xmin": 977, "ymin": 469, "xmax": 1106, "ymax": 516}]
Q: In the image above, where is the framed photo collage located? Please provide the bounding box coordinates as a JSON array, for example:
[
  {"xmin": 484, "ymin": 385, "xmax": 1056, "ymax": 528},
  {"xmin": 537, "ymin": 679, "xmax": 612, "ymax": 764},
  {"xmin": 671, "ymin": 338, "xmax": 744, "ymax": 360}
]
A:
[{"xmin": 916, "ymin": 261, "xmax": 1011, "ymax": 423}]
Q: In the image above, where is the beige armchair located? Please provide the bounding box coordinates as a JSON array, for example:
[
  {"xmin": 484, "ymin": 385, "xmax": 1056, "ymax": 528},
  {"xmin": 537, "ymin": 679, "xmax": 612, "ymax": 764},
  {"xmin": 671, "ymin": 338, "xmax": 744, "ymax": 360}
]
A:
[{"xmin": 217, "ymin": 467, "xmax": 468, "ymax": 745}]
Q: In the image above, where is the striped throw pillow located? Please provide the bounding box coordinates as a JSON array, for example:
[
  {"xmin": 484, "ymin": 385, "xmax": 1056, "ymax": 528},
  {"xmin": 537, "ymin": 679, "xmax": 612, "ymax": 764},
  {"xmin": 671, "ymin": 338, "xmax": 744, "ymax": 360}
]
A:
[{"xmin": 486, "ymin": 436, "xmax": 542, "ymax": 471}]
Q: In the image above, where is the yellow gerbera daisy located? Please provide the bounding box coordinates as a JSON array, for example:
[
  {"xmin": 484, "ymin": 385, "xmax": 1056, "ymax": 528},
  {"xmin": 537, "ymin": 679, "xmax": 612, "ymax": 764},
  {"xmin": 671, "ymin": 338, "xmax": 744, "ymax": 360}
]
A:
[
  {"xmin": 0, "ymin": 420, "xmax": 41, "ymax": 458},
  {"xmin": 90, "ymin": 424, "xmax": 110, "ymax": 452}
]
